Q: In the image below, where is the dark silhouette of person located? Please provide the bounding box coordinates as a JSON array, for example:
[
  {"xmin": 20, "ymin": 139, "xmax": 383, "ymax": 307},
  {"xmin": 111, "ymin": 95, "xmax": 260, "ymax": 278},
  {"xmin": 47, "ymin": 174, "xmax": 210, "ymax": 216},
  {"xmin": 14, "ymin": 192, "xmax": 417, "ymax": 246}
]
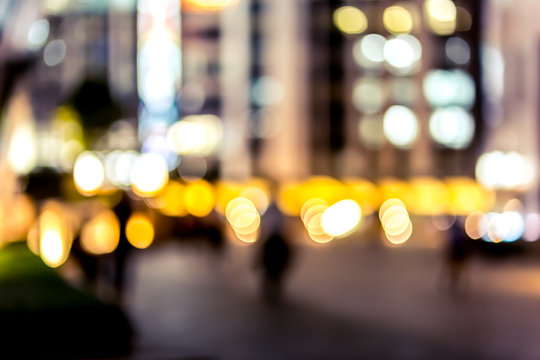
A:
[
  {"xmin": 443, "ymin": 219, "xmax": 470, "ymax": 297},
  {"xmin": 257, "ymin": 230, "xmax": 293, "ymax": 304},
  {"xmin": 110, "ymin": 190, "xmax": 133, "ymax": 301}
]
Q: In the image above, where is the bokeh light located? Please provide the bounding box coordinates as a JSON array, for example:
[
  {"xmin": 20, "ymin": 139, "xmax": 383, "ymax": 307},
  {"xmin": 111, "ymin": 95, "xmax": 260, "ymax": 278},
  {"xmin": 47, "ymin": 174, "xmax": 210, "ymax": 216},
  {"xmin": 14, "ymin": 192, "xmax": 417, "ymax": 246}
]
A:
[
  {"xmin": 359, "ymin": 115, "xmax": 385, "ymax": 150},
  {"xmin": 167, "ymin": 115, "xmax": 223, "ymax": 156},
  {"xmin": 353, "ymin": 34, "xmax": 386, "ymax": 70},
  {"xmin": 8, "ymin": 122, "xmax": 37, "ymax": 175},
  {"xmin": 383, "ymin": 6, "xmax": 413, "ymax": 34},
  {"xmin": 524, "ymin": 213, "xmax": 540, "ymax": 242},
  {"xmin": 321, "ymin": 200, "xmax": 362, "ymax": 237},
  {"xmin": 352, "ymin": 78, "xmax": 386, "ymax": 114},
  {"xmin": 429, "ymin": 107, "xmax": 475, "ymax": 149},
  {"xmin": 383, "ymin": 105, "xmax": 419, "ymax": 149},
  {"xmin": 425, "ymin": 0, "xmax": 457, "ymax": 35},
  {"xmin": 252, "ymin": 76, "xmax": 284, "ymax": 107},
  {"xmin": 445, "ymin": 37, "xmax": 470, "ymax": 65},
  {"xmin": 184, "ymin": 179, "xmax": 215, "ymax": 217},
  {"xmin": 465, "ymin": 210, "xmax": 486, "ymax": 239},
  {"xmin": 38, "ymin": 203, "xmax": 72, "ymax": 268},
  {"xmin": 130, "ymin": 152, "xmax": 169, "ymax": 197},
  {"xmin": 423, "ymin": 69, "xmax": 475, "ymax": 109},
  {"xmin": 226, "ymin": 197, "xmax": 260, "ymax": 243},
  {"xmin": 27, "ymin": 19, "xmax": 50, "ymax": 51},
  {"xmin": 80, "ymin": 209, "xmax": 120, "ymax": 255},
  {"xmin": 476, "ymin": 151, "xmax": 535, "ymax": 190},
  {"xmin": 379, "ymin": 198, "xmax": 412, "ymax": 245},
  {"xmin": 154, "ymin": 181, "xmax": 187, "ymax": 217},
  {"xmin": 73, "ymin": 152, "xmax": 105, "ymax": 196},
  {"xmin": 182, "ymin": 0, "xmax": 239, "ymax": 12},
  {"xmin": 43, "ymin": 39, "xmax": 67, "ymax": 67},
  {"xmin": 333, "ymin": 6, "xmax": 368, "ymax": 35},
  {"xmin": 126, "ymin": 213, "xmax": 154, "ymax": 249}
]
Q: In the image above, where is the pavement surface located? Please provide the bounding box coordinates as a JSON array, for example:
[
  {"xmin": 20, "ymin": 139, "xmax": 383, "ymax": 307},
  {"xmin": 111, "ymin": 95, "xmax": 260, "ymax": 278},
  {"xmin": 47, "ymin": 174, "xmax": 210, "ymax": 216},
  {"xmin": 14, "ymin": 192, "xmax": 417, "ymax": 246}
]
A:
[{"xmin": 122, "ymin": 236, "xmax": 540, "ymax": 360}]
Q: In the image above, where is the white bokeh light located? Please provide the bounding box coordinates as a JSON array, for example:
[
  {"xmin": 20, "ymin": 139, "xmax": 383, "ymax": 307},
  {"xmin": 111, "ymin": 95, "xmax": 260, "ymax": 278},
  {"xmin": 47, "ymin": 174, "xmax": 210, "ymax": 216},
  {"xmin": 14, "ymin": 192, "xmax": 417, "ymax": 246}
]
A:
[
  {"xmin": 429, "ymin": 107, "xmax": 475, "ymax": 149},
  {"xmin": 353, "ymin": 34, "xmax": 386, "ymax": 70},
  {"xmin": 73, "ymin": 152, "xmax": 105, "ymax": 195},
  {"xmin": 383, "ymin": 105, "xmax": 419, "ymax": 149}
]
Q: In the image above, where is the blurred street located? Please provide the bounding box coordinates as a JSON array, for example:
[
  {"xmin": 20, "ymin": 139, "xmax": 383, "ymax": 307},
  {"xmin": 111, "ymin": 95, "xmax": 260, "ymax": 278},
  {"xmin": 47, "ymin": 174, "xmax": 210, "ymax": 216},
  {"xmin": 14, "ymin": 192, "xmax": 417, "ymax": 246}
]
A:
[{"xmin": 125, "ymin": 237, "xmax": 540, "ymax": 360}]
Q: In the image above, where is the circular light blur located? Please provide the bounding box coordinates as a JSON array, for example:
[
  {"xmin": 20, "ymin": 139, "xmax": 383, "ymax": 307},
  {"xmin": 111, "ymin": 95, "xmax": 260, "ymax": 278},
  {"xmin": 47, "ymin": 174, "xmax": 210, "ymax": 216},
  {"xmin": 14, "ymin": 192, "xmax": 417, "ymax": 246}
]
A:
[
  {"xmin": 383, "ymin": 6, "xmax": 413, "ymax": 34},
  {"xmin": 184, "ymin": 179, "xmax": 215, "ymax": 217},
  {"xmin": 423, "ymin": 69, "xmax": 475, "ymax": 109},
  {"xmin": 73, "ymin": 152, "xmax": 105, "ymax": 196},
  {"xmin": 80, "ymin": 210, "xmax": 120, "ymax": 255},
  {"xmin": 155, "ymin": 181, "xmax": 187, "ymax": 217},
  {"xmin": 476, "ymin": 151, "xmax": 535, "ymax": 190},
  {"xmin": 126, "ymin": 213, "xmax": 154, "ymax": 249},
  {"xmin": 130, "ymin": 152, "xmax": 169, "ymax": 197},
  {"xmin": 27, "ymin": 19, "xmax": 50, "ymax": 51},
  {"xmin": 240, "ymin": 187, "xmax": 270, "ymax": 215},
  {"xmin": 43, "ymin": 39, "xmax": 66, "ymax": 67},
  {"xmin": 385, "ymin": 220, "xmax": 413, "ymax": 245},
  {"xmin": 524, "ymin": 213, "xmax": 540, "ymax": 242},
  {"xmin": 379, "ymin": 198, "xmax": 406, "ymax": 220},
  {"xmin": 321, "ymin": 200, "xmax": 362, "ymax": 237},
  {"xmin": 112, "ymin": 150, "xmax": 138, "ymax": 186},
  {"xmin": 178, "ymin": 157, "xmax": 207, "ymax": 181},
  {"xmin": 301, "ymin": 199, "xmax": 327, "ymax": 220},
  {"xmin": 501, "ymin": 211, "xmax": 525, "ymax": 242},
  {"xmin": 465, "ymin": 211, "xmax": 485, "ymax": 239},
  {"xmin": 429, "ymin": 107, "xmax": 475, "ymax": 149},
  {"xmin": 252, "ymin": 76, "xmax": 284, "ymax": 107},
  {"xmin": 353, "ymin": 34, "xmax": 386, "ymax": 70},
  {"xmin": 425, "ymin": 0, "xmax": 457, "ymax": 35},
  {"xmin": 384, "ymin": 38, "xmax": 414, "ymax": 69},
  {"xmin": 359, "ymin": 115, "xmax": 385, "ymax": 150},
  {"xmin": 333, "ymin": 6, "xmax": 368, "ymax": 35},
  {"xmin": 352, "ymin": 78, "xmax": 386, "ymax": 114},
  {"xmin": 383, "ymin": 105, "xmax": 419, "ymax": 149},
  {"xmin": 445, "ymin": 37, "xmax": 470, "ymax": 65}
]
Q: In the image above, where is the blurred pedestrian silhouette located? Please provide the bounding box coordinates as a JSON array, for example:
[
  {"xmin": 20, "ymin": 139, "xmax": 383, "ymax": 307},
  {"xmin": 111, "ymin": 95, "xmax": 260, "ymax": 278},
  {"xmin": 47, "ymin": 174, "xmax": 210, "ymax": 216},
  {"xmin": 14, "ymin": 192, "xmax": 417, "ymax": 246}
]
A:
[
  {"xmin": 255, "ymin": 204, "xmax": 294, "ymax": 304},
  {"xmin": 110, "ymin": 190, "xmax": 132, "ymax": 301},
  {"xmin": 442, "ymin": 219, "xmax": 471, "ymax": 297}
]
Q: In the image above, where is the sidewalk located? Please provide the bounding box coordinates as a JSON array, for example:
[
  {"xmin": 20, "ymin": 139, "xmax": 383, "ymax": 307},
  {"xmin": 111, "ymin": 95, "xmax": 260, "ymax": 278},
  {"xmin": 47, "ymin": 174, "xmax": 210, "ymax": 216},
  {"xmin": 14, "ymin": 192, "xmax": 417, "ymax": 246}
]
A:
[{"xmin": 123, "ymin": 240, "xmax": 540, "ymax": 359}]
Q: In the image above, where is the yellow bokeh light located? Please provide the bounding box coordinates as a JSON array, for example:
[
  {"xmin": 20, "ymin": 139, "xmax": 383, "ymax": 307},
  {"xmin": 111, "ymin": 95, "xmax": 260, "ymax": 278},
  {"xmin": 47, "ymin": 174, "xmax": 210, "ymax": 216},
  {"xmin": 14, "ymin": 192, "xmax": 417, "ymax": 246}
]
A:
[
  {"xmin": 425, "ymin": 0, "xmax": 457, "ymax": 36},
  {"xmin": 184, "ymin": 179, "xmax": 215, "ymax": 217},
  {"xmin": 383, "ymin": 6, "xmax": 413, "ymax": 34},
  {"xmin": 155, "ymin": 181, "xmax": 187, "ymax": 217},
  {"xmin": 333, "ymin": 6, "xmax": 368, "ymax": 35},
  {"xmin": 38, "ymin": 204, "xmax": 72, "ymax": 268},
  {"xmin": 321, "ymin": 200, "xmax": 362, "ymax": 237},
  {"xmin": 277, "ymin": 181, "xmax": 303, "ymax": 216},
  {"xmin": 73, "ymin": 152, "xmax": 105, "ymax": 196},
  {"xmin": 379, "ymin": 198, "xmax": 406, "ymax": 221},
  {"xmin": 182, "ymin": 0, "xmax": 239, "ymax": 12},
  {"xmin": 408, "ymin": 177, "xmax": 450, "ymax": 215},
  {"xmin": 343, "ymin": 178, "xmax": 380, "ymax": 216},
  {"xmin": 301, "ymin": 199, "xmax": 328, "ymax": 223},
  {"xmin": 126, "ymin": 213, "xmax": 154, "ymax": 249},
  {"xmin": 226, "ymin": 197, "xmax": 260, "ymax": 243},
  {"xmin": 80, "ymin": 210, "xmax": 120, "ymax": 255},
  {"xmin": 446, "ymin": 177, "xmax": 495, "ymax": 215},
  {"xmin": 379, "ymin": 198, "xmax": 412, "ymax": 245},
  {"xmin": 3, "ymin": 194, "xmax": 36, "ymax": 243},
  {"xmin": 385, "ymin": 220, "xmax": 413, "ymax": 245},
  {"xmin": 381, "ymin": 206, "xmax": 410, "ymax": 236}
]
